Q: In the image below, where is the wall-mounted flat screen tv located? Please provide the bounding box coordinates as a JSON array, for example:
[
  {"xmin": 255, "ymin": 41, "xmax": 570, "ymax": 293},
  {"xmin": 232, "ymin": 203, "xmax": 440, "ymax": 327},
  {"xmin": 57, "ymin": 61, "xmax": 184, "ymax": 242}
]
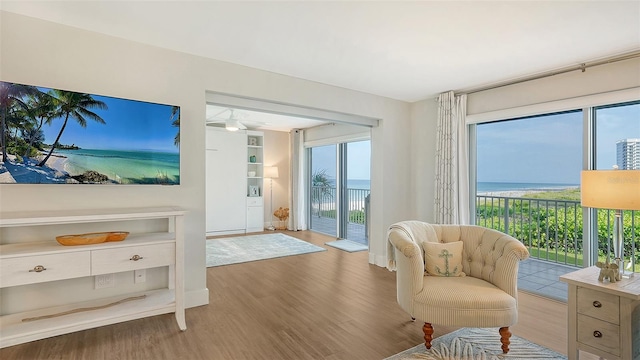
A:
[{"xmin": 0, "ymin": 81, "xmax": 180, "ymax": 184}]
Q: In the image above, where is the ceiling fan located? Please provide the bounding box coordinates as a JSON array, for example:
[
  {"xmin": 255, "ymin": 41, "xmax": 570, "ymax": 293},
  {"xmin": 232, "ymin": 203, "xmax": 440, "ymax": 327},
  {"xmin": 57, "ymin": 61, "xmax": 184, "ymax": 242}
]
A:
[{"xmin": 206, "ymin": 108, "xmax": 247, "ymax": 131}]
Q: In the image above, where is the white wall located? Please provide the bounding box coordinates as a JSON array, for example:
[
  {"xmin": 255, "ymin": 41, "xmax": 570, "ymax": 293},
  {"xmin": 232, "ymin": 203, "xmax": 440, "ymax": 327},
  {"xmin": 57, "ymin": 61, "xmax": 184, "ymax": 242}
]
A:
[
  {"xmin": 304, "ymin": 123, "xmax": 371, "ymax": 147},
  {"xmin": 467, "ymin": 57, "xmax": 640, "ymax": 116},
  {"xmin": 262, "ymin": 130, "xmax": 290, "ymax": 228},
  {"xmin": 0, "ymin": 11, "xmax": 412, "ymax": 312}
]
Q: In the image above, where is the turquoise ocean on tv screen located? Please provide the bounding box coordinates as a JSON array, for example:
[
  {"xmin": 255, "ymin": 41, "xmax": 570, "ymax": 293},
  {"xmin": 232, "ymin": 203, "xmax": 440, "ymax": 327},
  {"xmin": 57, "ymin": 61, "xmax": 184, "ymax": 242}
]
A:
[{"xmin": 57, "ymin": 148, "xmax": 179, "ymax": 184}]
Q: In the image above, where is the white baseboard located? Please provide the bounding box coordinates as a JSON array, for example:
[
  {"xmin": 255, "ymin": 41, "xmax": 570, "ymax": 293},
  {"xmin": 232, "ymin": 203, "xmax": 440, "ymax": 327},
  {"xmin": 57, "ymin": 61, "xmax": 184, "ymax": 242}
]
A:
[
  {"xmin": 206, "ymin": 229, "xmax": 245, "ymax": 237},
  {"xmin": 185, "ymin": 288, "xmax": 209, "ymax": 308}
]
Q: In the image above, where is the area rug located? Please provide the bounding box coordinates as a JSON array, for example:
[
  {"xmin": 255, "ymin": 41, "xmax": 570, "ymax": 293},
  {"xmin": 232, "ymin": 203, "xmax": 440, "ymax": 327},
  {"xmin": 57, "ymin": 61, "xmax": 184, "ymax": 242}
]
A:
[
  {"xmin": 325, "ymin": 239, "xmax": 368, "ymax": 252},
  {"xmin": 384, "ymin": 327, "xmax": 566, "ymax": 360},
  {"xmin": 206, "ymin": 233, "xmax": 326, "ymax": 267}
]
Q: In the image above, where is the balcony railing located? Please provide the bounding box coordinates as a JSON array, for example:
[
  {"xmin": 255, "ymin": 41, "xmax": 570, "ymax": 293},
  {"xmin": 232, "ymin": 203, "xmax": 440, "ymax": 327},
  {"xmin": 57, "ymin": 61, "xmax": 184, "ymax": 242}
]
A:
[
  {"xmin": 476, "ymin": 195, "xmax": 639, "ymax": 271},
  {"xmin": 310, "ymin": 186, "xmax": 370, "ymax": 225},
  {"xmin": 309, "ymin": 189, "xmax": 638, "ymax": 271}
]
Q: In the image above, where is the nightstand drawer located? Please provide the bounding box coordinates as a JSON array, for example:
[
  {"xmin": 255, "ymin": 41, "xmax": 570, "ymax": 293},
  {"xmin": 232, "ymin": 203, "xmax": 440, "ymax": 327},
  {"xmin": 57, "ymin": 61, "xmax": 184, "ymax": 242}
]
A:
[
  {"xmin": 577, "ymin": 287, "xmax": 619, "ymax": 324},
  {"xmin": 247, "ymin": 197, "xmax": 263, "ymax": 207},
  {"xmin": 91, "ymin": 243, "xmax": 175, "ymax": 275},
  {"xmin": 577, "ymin": 314, "xmax": 620, "ymax": 357},
  {"xmin": 0, "ymin": 252, "xmax": 91, "ymax": 288}
]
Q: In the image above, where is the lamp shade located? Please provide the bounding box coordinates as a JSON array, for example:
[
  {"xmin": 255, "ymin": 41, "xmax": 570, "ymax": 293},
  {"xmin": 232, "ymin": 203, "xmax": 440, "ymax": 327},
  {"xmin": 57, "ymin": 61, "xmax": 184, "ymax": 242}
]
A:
[
  {"xmin": 264, "ymin": 166, "xmax": 279, "ymax": 179},
  {"xmin": 581, "ymin": 170, "xmax": 640, "ymax": 210}
]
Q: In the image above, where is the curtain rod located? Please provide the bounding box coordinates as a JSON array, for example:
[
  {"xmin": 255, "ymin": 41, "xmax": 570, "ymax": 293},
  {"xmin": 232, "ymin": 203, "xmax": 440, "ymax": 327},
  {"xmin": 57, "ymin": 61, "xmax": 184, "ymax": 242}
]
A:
[{"xmin": 457, "ymin": 50, "xmax": 640, "ymax": 96}]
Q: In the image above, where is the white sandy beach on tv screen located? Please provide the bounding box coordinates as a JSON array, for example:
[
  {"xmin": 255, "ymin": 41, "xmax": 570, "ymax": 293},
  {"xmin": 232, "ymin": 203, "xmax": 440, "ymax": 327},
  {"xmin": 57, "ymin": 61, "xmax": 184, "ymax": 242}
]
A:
[{"xmin": 0, "ymin": 152, "xmax": 70, "ymax": 184}]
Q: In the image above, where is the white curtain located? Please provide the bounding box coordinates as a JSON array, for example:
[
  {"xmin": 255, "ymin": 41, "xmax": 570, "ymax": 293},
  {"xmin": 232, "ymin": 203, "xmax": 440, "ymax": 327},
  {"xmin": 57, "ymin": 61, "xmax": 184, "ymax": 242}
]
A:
[
  {"xmin": 288, "ymin": 129, "xmax": 307, "ymax": 230},
  {"xmin": 434, "ymin": 91, "xmax": 470, "ymax": 224}
]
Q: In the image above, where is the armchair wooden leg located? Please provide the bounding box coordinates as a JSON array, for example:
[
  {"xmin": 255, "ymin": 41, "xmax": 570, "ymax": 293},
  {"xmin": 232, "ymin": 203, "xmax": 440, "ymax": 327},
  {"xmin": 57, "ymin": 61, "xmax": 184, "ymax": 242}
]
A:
[
  {"xmin": 423, "ymin": 322, "xmax": 434, "ymax": 349},
  {"xmin": 499, "ymin": 327, "xmax": 511, "ymax": 354}
]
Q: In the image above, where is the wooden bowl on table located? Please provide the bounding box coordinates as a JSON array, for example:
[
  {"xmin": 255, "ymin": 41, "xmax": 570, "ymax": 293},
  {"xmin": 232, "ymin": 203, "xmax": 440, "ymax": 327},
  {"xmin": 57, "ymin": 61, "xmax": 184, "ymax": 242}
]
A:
[
  {"xmin": 56, "ymin": 231, "xmax": 129, "ymax": 246},
  {"xmin": 106, "ymin": 231, "xmax": 129, "ymax": 242},
  {"xmin": 56, "ymin": 232, "xmax": 109, "ymax": 246}
]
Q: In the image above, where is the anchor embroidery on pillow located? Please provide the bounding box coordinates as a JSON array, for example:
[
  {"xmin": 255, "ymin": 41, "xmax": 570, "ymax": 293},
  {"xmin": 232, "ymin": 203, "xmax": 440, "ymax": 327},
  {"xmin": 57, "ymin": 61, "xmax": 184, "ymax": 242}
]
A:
[{"xmin": 435, "ymin": 249, "xmax": 461, "ymax": 277}]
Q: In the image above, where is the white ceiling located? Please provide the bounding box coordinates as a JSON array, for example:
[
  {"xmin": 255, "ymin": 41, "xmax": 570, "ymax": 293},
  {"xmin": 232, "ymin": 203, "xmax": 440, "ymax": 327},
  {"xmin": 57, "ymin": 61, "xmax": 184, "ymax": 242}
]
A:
[{"xmin": 2, "ymin": 1, "xmax": 639, "ymax": 129}]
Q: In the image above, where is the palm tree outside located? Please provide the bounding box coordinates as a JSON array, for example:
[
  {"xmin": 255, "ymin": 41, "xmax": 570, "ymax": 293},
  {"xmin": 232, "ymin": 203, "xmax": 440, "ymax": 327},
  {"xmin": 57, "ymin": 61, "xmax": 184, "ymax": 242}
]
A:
[
  {"xmin": 38, "ymin": 90, "xmax": 107, "ymax": 167},
  {"xmin": 311, "ymin": 168, "xmax": 334, "ymax": 217}
]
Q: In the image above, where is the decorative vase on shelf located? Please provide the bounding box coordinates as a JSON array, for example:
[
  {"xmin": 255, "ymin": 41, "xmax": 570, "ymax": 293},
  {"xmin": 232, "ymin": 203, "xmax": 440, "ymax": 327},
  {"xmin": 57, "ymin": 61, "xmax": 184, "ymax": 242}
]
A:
[{"xmin": 249, "ymin": 155, "xmax": 256, "ymax": 163}]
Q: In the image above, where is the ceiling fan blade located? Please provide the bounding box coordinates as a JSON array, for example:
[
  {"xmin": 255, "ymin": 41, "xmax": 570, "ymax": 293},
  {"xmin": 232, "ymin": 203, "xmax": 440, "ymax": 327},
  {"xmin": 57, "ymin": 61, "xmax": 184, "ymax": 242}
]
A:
[{"xmin": 212, "ymin": 108, "xmax": 231, "ymax": 118}]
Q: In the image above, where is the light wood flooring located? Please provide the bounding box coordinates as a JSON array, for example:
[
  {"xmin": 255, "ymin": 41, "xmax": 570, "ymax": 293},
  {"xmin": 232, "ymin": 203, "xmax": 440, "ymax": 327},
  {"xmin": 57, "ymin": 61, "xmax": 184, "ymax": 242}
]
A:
[{"xmin": 1, "ymin": 230, "xmax": 595, "ymax": 359}]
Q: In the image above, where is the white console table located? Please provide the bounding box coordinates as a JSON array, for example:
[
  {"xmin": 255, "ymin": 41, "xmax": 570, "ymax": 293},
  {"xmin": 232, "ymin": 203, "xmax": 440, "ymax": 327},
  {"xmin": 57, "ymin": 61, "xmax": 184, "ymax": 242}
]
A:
[
  {"xmin": 560, "ymin": 266, "xmax": 640, "ymax": 360},
  {"xmin": 0, "ymin": 207, "xmax": 186, "ymax": 348}
]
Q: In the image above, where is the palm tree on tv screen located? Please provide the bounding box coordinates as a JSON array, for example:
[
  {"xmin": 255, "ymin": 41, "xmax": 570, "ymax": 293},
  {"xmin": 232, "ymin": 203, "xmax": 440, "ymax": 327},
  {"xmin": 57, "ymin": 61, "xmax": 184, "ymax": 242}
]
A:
[
  {"xmin": 21, "ymin": 91, "xmax": 56, "ymax": 160},
  {"xmin": 0, "ymin": 81, "xmax": 39, "ymax": 162},
  {"xmin": 171, "ymin": 105, "xmax": 180, "ymax": 147},
  {"xmin": 38, "ymin": 90, "xmax": 107, "ymax": 167}
]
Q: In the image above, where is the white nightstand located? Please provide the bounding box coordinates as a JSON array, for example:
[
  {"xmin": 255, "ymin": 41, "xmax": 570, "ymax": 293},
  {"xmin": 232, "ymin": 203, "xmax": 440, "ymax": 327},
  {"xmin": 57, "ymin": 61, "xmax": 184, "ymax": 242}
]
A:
[{"xmin": 560, "ymin": 266, "xmax": 640, "ymax": 360}]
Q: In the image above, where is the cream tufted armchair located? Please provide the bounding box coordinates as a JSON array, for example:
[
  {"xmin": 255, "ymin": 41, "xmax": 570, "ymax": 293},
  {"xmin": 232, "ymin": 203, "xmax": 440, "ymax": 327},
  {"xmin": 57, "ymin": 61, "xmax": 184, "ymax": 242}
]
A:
[{"xmin": 387, "ymin": 221, "xmax": 529, "ymax": 353}]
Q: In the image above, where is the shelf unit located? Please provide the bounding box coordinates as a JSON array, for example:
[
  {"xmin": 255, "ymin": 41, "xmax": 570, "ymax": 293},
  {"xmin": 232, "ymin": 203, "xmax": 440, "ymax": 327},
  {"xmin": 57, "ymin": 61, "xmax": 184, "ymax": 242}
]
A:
[
  {"xmin": 246, "ymin": 131, "xmax": 265, "ymax": 232},
  {"xmin": 0, "ymin": 207, "xmax": 186, "ymax": 349},
  {"xmin": 247, "ymin": 131, "xmax": 264, "ymax": 196}
]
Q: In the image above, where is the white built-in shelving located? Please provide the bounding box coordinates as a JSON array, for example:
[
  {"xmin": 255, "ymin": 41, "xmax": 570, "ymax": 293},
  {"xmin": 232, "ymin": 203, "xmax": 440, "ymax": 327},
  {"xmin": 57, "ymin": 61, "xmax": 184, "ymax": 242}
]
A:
[{"xmin": 246, "ymin": 131, "xmax": 265, "ymax": 232}]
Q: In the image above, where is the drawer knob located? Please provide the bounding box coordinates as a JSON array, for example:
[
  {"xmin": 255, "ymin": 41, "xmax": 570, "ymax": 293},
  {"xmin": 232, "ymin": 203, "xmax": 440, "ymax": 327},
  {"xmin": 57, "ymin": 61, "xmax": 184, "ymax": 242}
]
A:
[
  {"xmin": 592, "ymin": 301, "xmax": 602, "ymax": 308},
  {"xmin": 593, "ymin": 331, "xmax": 603, "ymax": 338},
  {"xmin": 129, "ymin": 255, "xmax": 144, "ymax": 261},
  {"xmin": 28, "ymin": 265, "xmax": 47, "ymax": 273}
]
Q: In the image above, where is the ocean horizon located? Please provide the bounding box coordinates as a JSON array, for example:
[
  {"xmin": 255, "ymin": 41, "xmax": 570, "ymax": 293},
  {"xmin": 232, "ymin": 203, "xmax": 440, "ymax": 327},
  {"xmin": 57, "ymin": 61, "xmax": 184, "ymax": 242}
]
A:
[
  {"xmin": 329, "ymin": 180, "xmax": 578, "ymax": 192},
  {"xmin": 56, "ymin": 148, "xmax": 179, "ymax": 184},
  {"xmin": 477, "ymin": 181, "xmax": 578, "ymax": 192},
  {"xmin": 311, "ymin": 180, "xmax": 579, "ymax": 208}
]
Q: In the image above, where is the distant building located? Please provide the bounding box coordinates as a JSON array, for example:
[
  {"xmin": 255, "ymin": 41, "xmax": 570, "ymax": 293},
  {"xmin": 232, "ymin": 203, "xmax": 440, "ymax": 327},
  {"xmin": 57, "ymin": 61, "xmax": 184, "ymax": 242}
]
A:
[{"xmin": 617, "ymin": 138, "xmax": 640, "ymax": 170}]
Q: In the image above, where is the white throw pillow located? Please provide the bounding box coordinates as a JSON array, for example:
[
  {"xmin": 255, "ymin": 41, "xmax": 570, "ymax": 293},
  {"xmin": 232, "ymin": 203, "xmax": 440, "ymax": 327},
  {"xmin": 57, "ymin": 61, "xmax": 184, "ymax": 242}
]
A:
[{"xmin": 423, "ymin": 241, "xmax": 466, "ymax": 277}]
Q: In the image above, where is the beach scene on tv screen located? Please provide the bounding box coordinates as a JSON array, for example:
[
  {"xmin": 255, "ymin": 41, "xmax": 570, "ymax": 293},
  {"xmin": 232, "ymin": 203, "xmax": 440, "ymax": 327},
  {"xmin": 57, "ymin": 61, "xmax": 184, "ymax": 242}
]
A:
[{"xmin": 0, "ymin": 81, "xmax": 180, "ymax": 185}]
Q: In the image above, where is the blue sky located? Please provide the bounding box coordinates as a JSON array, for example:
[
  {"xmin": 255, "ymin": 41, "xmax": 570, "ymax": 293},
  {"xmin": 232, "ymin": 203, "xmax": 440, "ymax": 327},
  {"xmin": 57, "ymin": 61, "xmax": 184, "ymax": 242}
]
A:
[
  {"xmin": 39, "ymin": 87, "xmax": 179, "ymax": 153},
  {"xmin": 311, "ymin": 140, "xmax": 371, "ymax": 180},
  {"xmin": 595, "ymin": 103, "xmax": 640, "ymax": 170},
  {"xmin": 477, "ymin": 102, "xmax": 639, "ymax": 184}
]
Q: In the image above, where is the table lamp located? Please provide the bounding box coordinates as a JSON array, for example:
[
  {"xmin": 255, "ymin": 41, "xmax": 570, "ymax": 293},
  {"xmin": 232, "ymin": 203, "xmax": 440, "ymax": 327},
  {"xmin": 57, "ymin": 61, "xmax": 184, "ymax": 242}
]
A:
[{"xmin": 581, "ymin": 169, "xmax": 640, "ymax": 279}]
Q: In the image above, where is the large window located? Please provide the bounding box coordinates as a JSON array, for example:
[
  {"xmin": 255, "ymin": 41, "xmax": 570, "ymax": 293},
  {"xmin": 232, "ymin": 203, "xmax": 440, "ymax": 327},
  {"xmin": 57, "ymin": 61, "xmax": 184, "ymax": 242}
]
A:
[
  {"xmin": 595, "ymin": 101, "xmax": 640, "ymax": 170},
  {"xmin": 476, "ymin": 111, "xmax": 583, "ymax": 265},
  {"xmin": 474, "ymin": 101, "xmax": 639, "ymax": 270}
]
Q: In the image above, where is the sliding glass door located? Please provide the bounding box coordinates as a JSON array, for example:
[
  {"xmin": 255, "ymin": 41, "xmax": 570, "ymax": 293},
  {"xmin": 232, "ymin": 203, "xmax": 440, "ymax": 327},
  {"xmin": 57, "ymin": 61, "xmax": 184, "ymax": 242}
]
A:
[
  {"xmin": 309, "ymin": 140, "xmax": 371, "ymax": 244},
  {"xmin": 344, "ymin": 141, "xmax": 371, "ymax": 243},
  {"xmin": 309, "ymin": 145, "xmax": 337, "ymax": 237},
  {"xmin": 593, "ymin": 101, "xmax": 640, "ymax": 272}
]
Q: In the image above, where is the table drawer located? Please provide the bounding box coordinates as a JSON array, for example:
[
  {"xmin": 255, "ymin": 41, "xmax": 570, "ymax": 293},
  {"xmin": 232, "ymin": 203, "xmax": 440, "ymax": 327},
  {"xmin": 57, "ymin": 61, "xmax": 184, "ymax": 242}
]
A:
[
  {"xmin": 577, "ymin": 287, "xmax": 619, "ymax": 324},
  {"xmin": 91, "ymin": 243, "xmax": 175, "ymax": 275},
  {"xmin": 0, "ymin": 252, "xmax": 91, "ymax": 288},
  {"xmin": 577, "ymin": 314, "xmax": 620, "ymax": 357}
]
